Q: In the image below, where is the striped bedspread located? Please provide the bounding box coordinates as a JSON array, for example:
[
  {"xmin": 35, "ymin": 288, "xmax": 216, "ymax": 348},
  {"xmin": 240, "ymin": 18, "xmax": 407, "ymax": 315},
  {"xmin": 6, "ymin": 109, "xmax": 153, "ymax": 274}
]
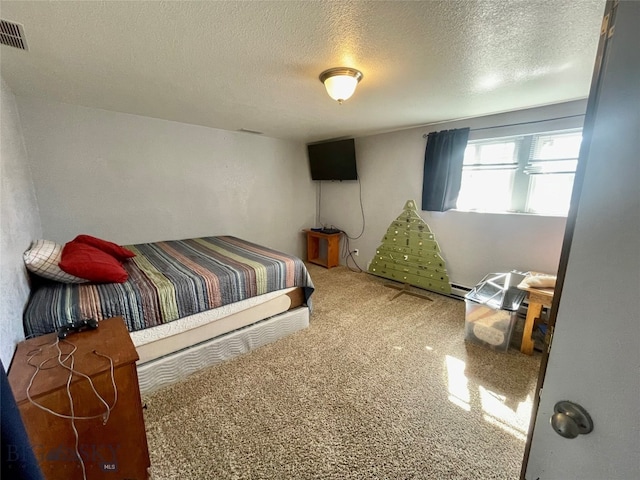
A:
[{"xmin": 24, "ymin": 236, "xmax": 314, "ymax": 337}]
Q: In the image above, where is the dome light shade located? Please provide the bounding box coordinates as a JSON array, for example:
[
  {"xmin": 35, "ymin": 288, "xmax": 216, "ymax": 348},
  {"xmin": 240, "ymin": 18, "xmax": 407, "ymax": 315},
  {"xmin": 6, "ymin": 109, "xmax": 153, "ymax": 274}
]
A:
[{"xmin": 319, "ymin": 67, "xmax": 363, "ymax": 104}]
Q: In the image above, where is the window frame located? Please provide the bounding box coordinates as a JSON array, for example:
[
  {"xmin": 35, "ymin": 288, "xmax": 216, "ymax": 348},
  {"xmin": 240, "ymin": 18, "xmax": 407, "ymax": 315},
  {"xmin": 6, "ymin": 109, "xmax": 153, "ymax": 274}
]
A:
[{"xmin": 457, "ymin": 128, "xmax": 582, "ymax": 216}]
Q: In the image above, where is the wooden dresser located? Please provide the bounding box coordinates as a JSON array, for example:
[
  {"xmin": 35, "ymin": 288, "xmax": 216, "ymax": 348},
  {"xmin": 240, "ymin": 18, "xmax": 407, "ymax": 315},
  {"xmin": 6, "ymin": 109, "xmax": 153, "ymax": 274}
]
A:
[{"xmin": 8, "ymin": 317, "xmax": 150, "ymax": 480}]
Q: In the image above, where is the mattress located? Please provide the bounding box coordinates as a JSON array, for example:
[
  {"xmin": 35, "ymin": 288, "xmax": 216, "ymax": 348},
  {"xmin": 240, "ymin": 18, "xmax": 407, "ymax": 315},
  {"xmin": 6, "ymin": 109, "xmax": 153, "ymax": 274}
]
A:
[{"xmin": 132, "ymin": 287, "xmax": 299, "ymax": 363}]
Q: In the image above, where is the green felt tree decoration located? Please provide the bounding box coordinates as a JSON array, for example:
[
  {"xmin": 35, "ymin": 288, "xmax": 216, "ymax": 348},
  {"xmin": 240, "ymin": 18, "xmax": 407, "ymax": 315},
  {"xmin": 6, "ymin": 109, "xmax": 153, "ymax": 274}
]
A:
[{"xmin": 368, "ymin": 200, "xmax": 452, "ymax": 296}]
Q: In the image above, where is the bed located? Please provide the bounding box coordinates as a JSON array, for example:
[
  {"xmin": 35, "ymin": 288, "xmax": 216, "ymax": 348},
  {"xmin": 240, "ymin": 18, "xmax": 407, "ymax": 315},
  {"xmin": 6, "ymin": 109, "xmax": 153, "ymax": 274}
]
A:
[{"xmin": 24, "ymin": 236, "xmax": 315, "ymax": 393}]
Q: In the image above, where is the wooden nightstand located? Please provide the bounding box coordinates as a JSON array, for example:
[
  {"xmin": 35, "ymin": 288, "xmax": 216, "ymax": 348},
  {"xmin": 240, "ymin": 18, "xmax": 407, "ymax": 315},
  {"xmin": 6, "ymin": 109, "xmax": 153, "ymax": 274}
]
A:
[
  {"xmin": 305, "ymin": 229, "xmax": 341, "ymax": 268},
  {"xmin": 8, "ymin": 317, "xmax": 150, "ymax": 480}
]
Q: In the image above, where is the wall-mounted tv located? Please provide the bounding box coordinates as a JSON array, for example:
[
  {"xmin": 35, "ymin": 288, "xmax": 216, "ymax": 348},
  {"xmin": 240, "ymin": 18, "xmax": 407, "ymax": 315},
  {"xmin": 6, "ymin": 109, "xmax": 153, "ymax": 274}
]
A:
[{"xmin": 307, "ymin": 138, "xmax": 358, "ymax": 181}]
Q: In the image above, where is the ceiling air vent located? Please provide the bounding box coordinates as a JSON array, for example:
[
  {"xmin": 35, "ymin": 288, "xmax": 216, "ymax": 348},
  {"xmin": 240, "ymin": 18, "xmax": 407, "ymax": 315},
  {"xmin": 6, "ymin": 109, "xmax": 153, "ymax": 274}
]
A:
[{"xmin": 0, "ymin": 19, "xmax": 28, "ymax": 51}]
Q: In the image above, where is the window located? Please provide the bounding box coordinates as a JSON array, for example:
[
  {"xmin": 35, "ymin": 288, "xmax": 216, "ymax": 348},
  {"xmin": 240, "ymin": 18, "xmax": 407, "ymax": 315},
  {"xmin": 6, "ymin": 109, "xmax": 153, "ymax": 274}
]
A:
[{"xmin": 456, "ymin": 129, "xmax": 582, "ymax": 215}]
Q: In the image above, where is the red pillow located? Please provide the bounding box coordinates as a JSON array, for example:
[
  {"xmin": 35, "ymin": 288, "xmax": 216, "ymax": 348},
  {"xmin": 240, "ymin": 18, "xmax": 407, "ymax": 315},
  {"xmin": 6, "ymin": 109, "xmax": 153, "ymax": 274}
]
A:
[
  {"xmin": 72, "ymin": 234, "xmax": 135, "ymax": 261},
  {"xmin": 59, "ymin": 242, "xmax": 128, "ymax": 283}
]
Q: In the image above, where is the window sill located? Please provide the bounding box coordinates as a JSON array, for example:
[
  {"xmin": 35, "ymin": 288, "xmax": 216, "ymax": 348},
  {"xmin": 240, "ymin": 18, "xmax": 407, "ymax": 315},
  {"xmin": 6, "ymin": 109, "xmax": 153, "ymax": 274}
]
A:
[{"xmin": 450, "ymin": 208, "xmax": 568, "ymax": 218}]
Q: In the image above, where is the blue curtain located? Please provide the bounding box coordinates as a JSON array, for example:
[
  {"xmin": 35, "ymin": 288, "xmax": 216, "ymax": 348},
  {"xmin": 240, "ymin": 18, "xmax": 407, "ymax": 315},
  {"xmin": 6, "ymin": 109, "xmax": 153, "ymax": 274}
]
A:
[
  {"xmin": 1, "ymin": 360, "xmax": 44, "ymax": 480},
  {"xmin": 421, "ymin": 128, "xmax": 470, "ymax": 211}
]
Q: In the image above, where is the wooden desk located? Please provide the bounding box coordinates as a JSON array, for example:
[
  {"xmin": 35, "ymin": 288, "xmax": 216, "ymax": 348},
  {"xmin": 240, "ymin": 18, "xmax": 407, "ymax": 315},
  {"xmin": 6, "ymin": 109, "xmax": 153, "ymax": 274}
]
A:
[
  {"xmin": 305, "ymin": 230, "xmax": 341, "ymax": 268},
  {"xmin": 518, "ymin": 286, "xmax": 554, "ymax": 355},
  {"xmin": 8, "ymin": 317, "xmax": 150, "ymax": 479}
]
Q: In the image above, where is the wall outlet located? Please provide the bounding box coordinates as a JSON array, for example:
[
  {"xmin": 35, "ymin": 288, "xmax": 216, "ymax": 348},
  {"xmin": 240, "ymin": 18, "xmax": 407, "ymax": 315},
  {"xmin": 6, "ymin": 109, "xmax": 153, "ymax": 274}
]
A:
[{"xmin": 354, "ymin": 249, "xmax": 359, "ymax": 256}]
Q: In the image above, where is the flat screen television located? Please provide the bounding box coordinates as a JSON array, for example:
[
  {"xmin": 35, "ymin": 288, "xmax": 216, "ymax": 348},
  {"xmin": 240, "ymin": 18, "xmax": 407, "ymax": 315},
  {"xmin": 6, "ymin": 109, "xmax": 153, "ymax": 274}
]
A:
[{"xmin": 307, "ymin": 138, "xmax": 358, "ymax": 181}]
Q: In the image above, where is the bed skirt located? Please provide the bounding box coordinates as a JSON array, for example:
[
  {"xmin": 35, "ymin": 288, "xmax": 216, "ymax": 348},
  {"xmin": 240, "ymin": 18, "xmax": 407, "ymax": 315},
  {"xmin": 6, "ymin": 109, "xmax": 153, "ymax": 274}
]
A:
[{"xmin": 136, "ymin": 306, "xmax": 310, "ymax": 395}]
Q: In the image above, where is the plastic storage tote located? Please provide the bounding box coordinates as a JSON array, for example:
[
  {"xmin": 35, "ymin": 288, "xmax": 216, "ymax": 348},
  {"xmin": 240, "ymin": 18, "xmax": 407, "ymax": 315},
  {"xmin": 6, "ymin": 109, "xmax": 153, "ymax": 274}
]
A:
[{"xmin": 464, "ymin": 272, "xmax": 527, "ymax": 351}]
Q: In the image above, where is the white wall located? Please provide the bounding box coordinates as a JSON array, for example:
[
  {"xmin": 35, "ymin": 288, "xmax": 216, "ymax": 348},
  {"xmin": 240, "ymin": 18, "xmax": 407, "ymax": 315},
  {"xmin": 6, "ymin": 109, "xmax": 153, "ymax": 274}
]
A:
[
  {"xmin": 10, "ymin": 94, "xmax": 587, "ymax": 302},
  {"xmin": 16, "ymin": 97, "xmax": 315, "ymax": 257},
  {"xmin": 319, "ymin": 101, "xmax": 586, "ymax": 287},
  {"xmin": 0, "ymin": 78, "xmax": 43, "ymax": 368}
]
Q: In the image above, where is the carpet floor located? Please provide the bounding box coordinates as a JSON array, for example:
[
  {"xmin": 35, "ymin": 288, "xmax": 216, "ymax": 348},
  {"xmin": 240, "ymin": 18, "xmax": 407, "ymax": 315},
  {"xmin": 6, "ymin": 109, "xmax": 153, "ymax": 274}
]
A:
[{"xmin": 143, "ymin": 265, "xmax": 541, "ymax": 479}]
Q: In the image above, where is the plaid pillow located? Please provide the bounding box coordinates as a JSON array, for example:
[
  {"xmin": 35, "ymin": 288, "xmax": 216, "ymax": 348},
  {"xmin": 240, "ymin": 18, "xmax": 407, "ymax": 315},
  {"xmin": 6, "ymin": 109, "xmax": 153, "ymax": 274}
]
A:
[{"xmin": 23, "ymin": 239, "xmax": 88, "ymax": 284}]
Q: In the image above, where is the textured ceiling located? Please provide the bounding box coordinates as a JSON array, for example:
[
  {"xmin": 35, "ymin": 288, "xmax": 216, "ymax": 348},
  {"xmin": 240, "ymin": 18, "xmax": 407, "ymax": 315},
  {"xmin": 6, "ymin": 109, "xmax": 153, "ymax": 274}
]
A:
[{"xmin": 0, "ymin": 1, "xmax": 604, "ymax": 142}]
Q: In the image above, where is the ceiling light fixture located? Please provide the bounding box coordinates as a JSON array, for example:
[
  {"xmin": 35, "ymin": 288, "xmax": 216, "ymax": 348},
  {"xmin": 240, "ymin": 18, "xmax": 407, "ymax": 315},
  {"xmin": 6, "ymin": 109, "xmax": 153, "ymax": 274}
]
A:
[{"xmin": 319, "ymin": 67, "xmax": 363, "ymax": 104}]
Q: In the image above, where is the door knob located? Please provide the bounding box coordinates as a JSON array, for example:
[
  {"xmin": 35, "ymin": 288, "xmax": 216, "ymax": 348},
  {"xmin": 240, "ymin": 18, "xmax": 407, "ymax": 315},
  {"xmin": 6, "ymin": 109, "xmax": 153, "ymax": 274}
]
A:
[{"xmin": 551, "ymin": 401, "xmax": 594, "ymax": 439}]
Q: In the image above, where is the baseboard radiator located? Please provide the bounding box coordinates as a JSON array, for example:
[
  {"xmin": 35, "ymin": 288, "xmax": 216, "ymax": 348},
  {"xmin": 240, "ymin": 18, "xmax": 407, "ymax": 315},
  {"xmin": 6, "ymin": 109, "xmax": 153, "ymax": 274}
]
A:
[{"xmin": 449, "ymin": 283, "xmax": 472, "ymax": 300}]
